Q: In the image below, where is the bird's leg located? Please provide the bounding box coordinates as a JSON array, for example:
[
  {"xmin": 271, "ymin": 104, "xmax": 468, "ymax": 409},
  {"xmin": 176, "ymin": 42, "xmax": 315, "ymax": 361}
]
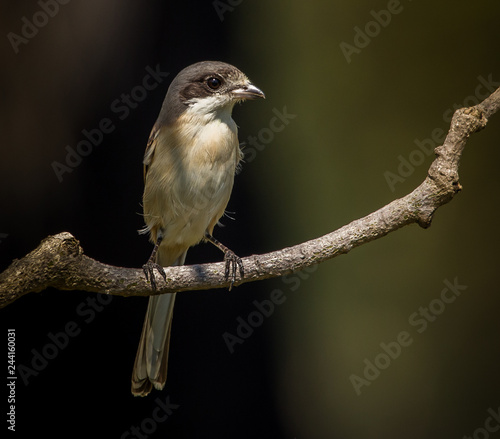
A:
[
  {"xmin": 204, "ymin": 232, "xmax": 244, "ymax": 290},
  {"xmin": 142, "ymin": 235, "xmax": 167, "ymax": 290}
]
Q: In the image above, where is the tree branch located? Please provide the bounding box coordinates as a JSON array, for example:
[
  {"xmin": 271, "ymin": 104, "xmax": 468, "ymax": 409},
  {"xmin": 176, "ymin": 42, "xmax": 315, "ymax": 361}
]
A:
[{"xmin": 1, "ymin": 87, "xmax": 499, "ymax": 308}]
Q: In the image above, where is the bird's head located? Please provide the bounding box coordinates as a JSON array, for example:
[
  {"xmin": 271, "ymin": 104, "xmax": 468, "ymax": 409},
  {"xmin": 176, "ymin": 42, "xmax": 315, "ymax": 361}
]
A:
[{"xmin": 161, "ymin": 61, "xmax": 265, "ymax": 123}]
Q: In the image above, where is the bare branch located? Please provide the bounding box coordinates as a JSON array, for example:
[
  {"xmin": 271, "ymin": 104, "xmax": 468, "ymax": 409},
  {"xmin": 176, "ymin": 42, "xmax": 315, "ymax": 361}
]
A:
[{"xmin": 1, "ymin": 87, "xmax": 499, "ymax": 308}]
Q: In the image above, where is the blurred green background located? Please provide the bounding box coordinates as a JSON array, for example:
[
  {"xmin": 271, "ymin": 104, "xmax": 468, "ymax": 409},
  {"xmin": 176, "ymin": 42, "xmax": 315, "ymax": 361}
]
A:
[
  {"xmin": 239, "ymin": 1, "xmax": 500, "ymax": 437},
  {"xmin": 1, "ymin": 0, "xmax": 499, "ymax": 438}
]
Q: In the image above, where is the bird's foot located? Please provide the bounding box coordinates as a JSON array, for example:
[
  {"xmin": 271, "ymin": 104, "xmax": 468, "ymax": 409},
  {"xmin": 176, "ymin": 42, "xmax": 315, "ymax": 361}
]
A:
[
  {"xmin": 142, "ymin": 260, "xmax": 167, "ymax": 291},
  {"xmin": 224, "ymin": 250, "xmax": 244, "ymax": 291}
]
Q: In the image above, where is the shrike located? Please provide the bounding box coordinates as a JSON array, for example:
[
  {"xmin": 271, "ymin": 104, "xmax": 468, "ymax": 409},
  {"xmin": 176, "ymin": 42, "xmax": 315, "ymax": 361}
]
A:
[{"xmin": 131, "ymin": 61, "xmax": 264, "ymax": 396}]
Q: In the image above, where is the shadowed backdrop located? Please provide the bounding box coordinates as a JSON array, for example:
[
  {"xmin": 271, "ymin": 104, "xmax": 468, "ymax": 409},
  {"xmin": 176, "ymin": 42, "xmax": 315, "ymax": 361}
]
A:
[{"xmin": 1, "ymin": 1, "xmax": 500, "ymax": 438}]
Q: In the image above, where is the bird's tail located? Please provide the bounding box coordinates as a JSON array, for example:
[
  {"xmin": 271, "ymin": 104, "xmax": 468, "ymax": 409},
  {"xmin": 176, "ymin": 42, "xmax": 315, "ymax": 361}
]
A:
[{"xmin": 131, "ymin": 248, "xmax": 187, "ymax": 397}]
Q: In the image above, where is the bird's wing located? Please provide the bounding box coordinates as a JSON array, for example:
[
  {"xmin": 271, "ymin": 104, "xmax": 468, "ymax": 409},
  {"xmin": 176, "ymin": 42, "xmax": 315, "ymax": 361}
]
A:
[{"xmin": 143, "ymin": 125, "xmax": 160, "ymax": 182}]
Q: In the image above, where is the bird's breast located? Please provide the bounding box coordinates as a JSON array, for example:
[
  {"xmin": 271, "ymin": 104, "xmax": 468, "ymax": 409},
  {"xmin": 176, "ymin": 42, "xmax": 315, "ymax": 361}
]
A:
[{"xmin": 142, "ymin": 111, "xmax": 241, "ymax": 248}]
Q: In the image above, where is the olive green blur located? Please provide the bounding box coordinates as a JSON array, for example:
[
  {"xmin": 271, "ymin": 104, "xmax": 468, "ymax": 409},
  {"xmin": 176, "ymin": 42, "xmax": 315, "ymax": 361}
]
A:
[{"xmin": 234, "ymin": 1, "xmax": 500, "ymax": 437}]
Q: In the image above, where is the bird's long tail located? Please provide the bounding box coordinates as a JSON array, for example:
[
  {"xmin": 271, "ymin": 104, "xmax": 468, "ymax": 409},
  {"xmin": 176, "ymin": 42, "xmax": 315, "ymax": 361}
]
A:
[{"xmin": 131, "ymin": 248, "xmax": 187, "ymax": 397}]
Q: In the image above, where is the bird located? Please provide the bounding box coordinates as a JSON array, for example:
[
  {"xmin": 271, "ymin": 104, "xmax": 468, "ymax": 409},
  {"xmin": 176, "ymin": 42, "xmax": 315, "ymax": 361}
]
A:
[{"xmin": 131, "ymin": 61, "xmax": 265, "ymax": 396}]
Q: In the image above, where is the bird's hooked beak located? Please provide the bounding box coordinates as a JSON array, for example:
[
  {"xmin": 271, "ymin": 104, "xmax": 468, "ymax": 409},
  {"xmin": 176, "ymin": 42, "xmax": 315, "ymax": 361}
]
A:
[{"xmin": 231, "ymin": 83, "xmax": 265, "ymax": 100}]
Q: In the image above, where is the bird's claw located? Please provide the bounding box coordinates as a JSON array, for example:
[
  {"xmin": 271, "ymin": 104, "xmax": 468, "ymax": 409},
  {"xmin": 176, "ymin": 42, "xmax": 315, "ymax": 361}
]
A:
[
  {"xmin": 142, "ymin": 261, "xmax": 167, "ymax": 291},
  {"xmin": 224, "ymin": 250, "xmax": 244, "ymax": 291}
]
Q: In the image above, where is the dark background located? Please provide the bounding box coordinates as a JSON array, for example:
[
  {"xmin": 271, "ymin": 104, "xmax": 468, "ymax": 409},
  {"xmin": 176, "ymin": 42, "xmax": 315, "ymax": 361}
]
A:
[{"xmin": 2, "ymin": 1, "xmax": 500, "ymax": 438}]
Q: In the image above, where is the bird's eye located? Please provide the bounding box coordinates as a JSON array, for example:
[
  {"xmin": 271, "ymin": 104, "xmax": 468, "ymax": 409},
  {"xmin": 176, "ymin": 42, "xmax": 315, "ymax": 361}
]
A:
[{"xmin": 206, "ymin": 77, "xmax": 222, "ymax": 90}]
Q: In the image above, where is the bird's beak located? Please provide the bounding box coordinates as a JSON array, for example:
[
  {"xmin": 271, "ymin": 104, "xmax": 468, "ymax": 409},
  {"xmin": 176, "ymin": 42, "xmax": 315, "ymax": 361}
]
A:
[{"xmin": 232, "ymin": 83, "xmax": 265, "ymax": 100}]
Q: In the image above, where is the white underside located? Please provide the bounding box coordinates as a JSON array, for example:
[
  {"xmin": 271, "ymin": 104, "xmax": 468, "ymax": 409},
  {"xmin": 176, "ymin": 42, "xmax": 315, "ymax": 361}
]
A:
[{"xmin": 142, "ymin": 99, "xmax": 241, "ymax": 256}]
